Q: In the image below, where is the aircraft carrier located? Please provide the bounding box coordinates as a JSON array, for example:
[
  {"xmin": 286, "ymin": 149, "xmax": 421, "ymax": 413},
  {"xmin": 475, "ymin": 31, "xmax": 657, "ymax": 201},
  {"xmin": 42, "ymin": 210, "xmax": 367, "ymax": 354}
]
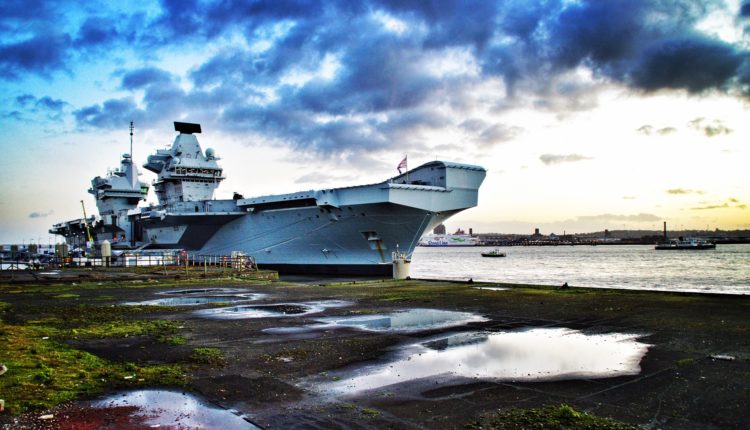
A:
[{"xmin": 50, "ymin": 122, "xmax": 486, "ymax": 275}]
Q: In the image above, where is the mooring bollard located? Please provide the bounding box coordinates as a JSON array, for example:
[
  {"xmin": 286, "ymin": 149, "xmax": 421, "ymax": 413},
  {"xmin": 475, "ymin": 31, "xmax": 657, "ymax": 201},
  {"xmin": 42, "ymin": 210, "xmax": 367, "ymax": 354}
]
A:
[{"xmin": 392, "ymin": 246, "xmax": 411, "ymax": 280}]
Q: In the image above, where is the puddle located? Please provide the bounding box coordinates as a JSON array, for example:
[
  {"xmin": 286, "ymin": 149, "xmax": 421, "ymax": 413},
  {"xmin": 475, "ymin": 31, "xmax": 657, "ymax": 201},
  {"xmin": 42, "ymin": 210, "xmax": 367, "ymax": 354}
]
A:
[
  {"xmin": 265, "ymin": 308, "xmax": 488, "ymax": 334},
  {"xmin": 159, "ymin": 288, "xmax": 245, "ymax": 295},
  {"xmin": 195, "ymin": 300, "xmax": 351, "ymax": 319},
  {"xmin": 317, "ymin": 328, "xmax": 651, "ymax": 394},
  {"xmin": 124, "ymin": 293, "xmax": 263, "ymax": 306},
  {"xmin": 473, "ymin": 287, "xmax": 509, "ymax": 291},
  {"xmin": 58, "ymin": 390, "xmax": 258, "ymax": 429}
]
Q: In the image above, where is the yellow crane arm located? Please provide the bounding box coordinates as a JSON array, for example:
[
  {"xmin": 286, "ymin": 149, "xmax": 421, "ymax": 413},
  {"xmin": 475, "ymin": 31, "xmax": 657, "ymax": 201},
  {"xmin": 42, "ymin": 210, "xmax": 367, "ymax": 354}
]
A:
[{"xmin": 80, "ymin": 200, "xmax": 94, "ymax": 243}]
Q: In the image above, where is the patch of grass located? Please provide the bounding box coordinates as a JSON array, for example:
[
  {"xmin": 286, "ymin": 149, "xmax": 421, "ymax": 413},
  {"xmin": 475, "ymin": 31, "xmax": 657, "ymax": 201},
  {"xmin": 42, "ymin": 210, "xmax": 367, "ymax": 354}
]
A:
[
  {"xmin": 52, "ymin": 293, "xmax": 79, "ymax": 299},
  {"xmin": 161, "ymin": 335, "xmax": 187, "ymax": 345},
  {"xmin": 467, "ymin": 404, "xmax": 637, "ymax": 430},
  {"xmin": 361, "ymin": 408, "xmax": 380, "ymax": 417},
  {"xmin": 675, "ymin": 358, "xmax": 695, "ymax": 367},
  {"xmin": 70, "ymin": 319, "xmax": 181, "ymax": 339},
  {"xmin": 0, "ymin": 324, "xmax": 186, "ymax": 415},
  {"xmin": 190, "ymin": 347, "xmax": 225, "ymax": 366}
]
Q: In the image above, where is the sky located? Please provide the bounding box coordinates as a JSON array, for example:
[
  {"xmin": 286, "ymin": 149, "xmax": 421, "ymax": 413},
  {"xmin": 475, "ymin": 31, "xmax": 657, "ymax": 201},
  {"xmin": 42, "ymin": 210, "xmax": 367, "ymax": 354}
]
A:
[{"xmin": 1, "ymin": 0, "xmax": 749, "ymax": 244}]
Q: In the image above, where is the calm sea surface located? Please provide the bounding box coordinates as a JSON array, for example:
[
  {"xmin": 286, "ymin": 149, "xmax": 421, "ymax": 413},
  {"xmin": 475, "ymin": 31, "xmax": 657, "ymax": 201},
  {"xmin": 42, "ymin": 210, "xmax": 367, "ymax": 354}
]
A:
[{"xmin": 410, "ymin": 244, "xmax": 750, "ymax": 295}]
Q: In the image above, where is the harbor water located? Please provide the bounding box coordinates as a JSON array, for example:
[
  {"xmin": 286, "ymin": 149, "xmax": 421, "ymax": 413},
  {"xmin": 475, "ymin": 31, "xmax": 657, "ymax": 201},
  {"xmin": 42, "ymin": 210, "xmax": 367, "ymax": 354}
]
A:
[{"xmin": 410, "ymin": 244, "xmax": 750, "ymax": 295}]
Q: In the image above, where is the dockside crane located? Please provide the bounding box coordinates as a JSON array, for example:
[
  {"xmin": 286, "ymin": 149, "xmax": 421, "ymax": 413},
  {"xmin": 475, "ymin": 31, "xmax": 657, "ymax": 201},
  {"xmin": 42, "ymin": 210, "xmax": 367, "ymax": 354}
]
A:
[{"xmin": 80, "ymin": 200, "xmax": 94, "ymax": 253}]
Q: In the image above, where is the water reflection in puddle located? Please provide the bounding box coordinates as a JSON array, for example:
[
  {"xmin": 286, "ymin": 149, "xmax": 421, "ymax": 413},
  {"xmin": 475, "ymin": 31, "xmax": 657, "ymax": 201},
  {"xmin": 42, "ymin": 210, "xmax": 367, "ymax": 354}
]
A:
[
  {"xmin": 125, "ymin": 293, "xmax": 263, "ymax": 306},
  {"xmin": 473, "ymin": 287, "xmax": 509, "ymax": 291},
  {"xmin": 319, "ymin": 328, "xmax": 651, "ymax": 394},
  {"xmin": 264, "ymin": 308, "xmax": 487, "ymax": 335},
  {"xmin": 160, "ymin": 288, "xmax": 245, "ymax": 295},
  {"xmin": 76, "ymin": 390, "xmax": 259, "ymax": 429},
  {"xmin": 328, "ymin": 309, "xmax": 485, "ymax": 332},
  {"xmin": 195, "ymin": 300, "xmax": 351, "ymax": 319}
]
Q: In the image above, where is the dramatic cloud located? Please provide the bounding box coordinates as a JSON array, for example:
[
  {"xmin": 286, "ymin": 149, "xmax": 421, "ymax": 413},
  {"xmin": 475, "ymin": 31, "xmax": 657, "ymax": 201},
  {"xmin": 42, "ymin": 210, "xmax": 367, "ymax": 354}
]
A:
[
  {"xmin": 120, "ymin": 67, "xmax": 174, "ymax": 90},
  {"xmin": 10, "ymin": 94, "xmax": 68, "ymax": 120},
  {"xmin": 539, "ymin": 154, "xmax": 592, "ymax": 166},
  {"xmin": 0, "ymin": 34, "xmax": 71, "ymax": 79},
  {"xmin": 28, "ymin": 209, "xmax": 54, "ymax": 219},
  {"xmin": 629, "ymin": 35, "xmax": 743, "ymax": 93},
  {"xmin": 5, "ymin": 1, "xmax": 750, "ymax": 158},
  {"xmin": 666, "ymin": 188, "xmax": 704, "ymax": 195},
  {"xmin": 688, "ymin": 117, "xmax": 733, "ymax": 137}
]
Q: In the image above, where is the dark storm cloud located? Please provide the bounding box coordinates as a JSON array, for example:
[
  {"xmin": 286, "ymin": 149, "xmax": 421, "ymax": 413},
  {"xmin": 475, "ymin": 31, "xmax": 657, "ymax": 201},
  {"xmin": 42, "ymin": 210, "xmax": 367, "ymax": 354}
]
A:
[
  {"xmin": 120, "ymin": 67, "xmax": 174, "ymax": 90},
  {"xmin": 75, "ymin": 18, "xmax": 119, "ymax": 48},
  {"xmin": 0, "ymin": 35, "xmax": 71, "ymax": 79},
  {"xmin": 630, "ymin": 35, "xmax": 743, "ymax": 93},
  {"xmin": 10, "ymin": 94, "xmax": 68, "ymax": 120},
  {"xmin": 33, "ymin": 0, "xmax": 745, "ymax": 158},
  {"xmin": 15, "ymin": 94, "xmax": 36, "ymax": 107},
  {"xmin": 74, "ymin": 97, "xmax": 144, "ymax": 129},
  {"xmin": 35, "ymin": 97, "xmax": 66, "ymax": 112}
]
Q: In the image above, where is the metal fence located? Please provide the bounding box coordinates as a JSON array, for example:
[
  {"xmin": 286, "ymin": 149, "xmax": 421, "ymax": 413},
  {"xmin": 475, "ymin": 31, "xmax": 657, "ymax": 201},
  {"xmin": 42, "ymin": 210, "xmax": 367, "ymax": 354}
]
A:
[{"xmin": 0, "ymin": 252, "xmax": 257, "ymax": 272}]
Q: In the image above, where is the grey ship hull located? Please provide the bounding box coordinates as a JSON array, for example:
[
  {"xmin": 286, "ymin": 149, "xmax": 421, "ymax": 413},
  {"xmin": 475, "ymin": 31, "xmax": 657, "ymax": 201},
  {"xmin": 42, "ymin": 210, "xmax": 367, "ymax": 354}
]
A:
[{"xmin": 136, "ymin": 162, "xmax": 485, "ymax": 275}]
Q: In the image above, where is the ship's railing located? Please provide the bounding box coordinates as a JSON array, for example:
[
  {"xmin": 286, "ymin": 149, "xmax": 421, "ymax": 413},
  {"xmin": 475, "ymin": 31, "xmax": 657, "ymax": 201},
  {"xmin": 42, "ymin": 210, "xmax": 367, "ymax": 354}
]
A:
[
  {"xmin": 1, "ymin": 252, "xmax": 258, "ymax": 273},
  {"xmin": 177, "ymin": 253, "xmax": 258, "ymax": 272}
]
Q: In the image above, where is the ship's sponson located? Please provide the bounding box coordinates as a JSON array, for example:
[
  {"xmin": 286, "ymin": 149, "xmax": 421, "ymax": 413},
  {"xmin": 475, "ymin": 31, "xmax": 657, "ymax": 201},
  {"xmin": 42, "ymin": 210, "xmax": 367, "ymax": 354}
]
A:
[
  {"xmin": 236, "ymin": 161, "xmax": 484, "ymax": 213},
  {"xmin": 135, "ymin": 160, "xmax": 486, "ymax": 275}
]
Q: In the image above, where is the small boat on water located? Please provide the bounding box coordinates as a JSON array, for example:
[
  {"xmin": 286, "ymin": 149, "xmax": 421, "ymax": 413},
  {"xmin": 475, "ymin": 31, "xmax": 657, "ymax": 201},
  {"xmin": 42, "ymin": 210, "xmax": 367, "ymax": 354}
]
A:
[
  {"xmin": 655, "ymin": 237, "xmax": 716, "ymax": 250},
  {"xmin": 481, "ymin": 249, "xmax": 506, "ymax": 257}
]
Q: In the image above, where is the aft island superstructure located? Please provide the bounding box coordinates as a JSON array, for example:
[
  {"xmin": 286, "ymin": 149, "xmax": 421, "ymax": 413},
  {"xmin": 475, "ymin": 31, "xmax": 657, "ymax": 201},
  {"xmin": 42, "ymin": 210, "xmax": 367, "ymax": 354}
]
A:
[{"xmin": 51, "ymin": 122, "xmax": 486, "ymax": 275}]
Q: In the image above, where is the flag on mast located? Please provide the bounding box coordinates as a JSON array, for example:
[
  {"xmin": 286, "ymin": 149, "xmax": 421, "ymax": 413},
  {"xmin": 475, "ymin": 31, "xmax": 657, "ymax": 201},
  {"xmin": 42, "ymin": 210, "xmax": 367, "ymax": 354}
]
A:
[{"xmin": 397, "ymin": 155, "xmax": 407, "ymax": 174}]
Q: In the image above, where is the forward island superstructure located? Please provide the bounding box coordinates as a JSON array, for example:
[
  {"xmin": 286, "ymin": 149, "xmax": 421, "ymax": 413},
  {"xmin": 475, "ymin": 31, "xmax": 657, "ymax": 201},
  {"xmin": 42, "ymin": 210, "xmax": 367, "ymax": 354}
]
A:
[{"xmin": 51, "ymin": 122, "xmax": 486, "ymax": 274}]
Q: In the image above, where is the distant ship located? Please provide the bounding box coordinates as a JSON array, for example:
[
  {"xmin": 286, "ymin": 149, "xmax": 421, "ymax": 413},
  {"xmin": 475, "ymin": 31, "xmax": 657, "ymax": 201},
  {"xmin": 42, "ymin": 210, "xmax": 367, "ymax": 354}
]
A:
[
  {"xmin": 654, "ymin": 222, "xmax": 715, "ymax": 250},
  {"xmin": 418, "ymin": 234, "xmax": 481, "ymax": 247},
  {"xmin": 655, "ymin": 238, "xmax": 716, "ymax": 250},
  {"xmin": 51, "ymin": 122, "xmax": 486, "ymax": 274}
]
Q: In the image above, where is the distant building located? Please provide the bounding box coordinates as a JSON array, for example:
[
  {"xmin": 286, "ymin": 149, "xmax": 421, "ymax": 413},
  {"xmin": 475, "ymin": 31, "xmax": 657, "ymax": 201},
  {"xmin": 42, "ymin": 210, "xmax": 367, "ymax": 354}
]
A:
[{"xmin": 433, "ymin": 224, "xmax": 446, "ymax": 235}]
